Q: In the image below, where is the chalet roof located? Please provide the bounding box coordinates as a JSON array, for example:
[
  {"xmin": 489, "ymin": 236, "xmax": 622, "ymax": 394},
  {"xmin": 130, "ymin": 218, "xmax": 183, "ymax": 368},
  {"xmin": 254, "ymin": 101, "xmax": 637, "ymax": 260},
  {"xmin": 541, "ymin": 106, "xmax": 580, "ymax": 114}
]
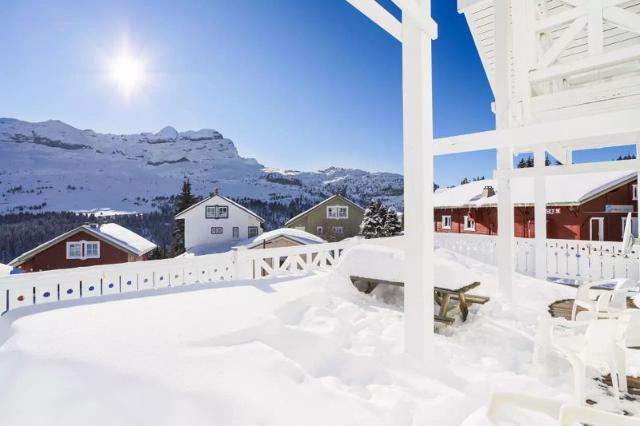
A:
[
  {"xmin": 175, "ymin": 193, "xmax": 265, "ymax": 222},
  {"xmin": 9, "ymin": 223, "xmax": 157, "ymax": 267},
  {"xmin": 284, "ymin": 194, "xmax": 365, "ymax": 226},
  {"xmin": 434, "ymin": 171, "xmax": 637, "ymax": 209},
  {"xmin": 246, "ymin": 228, "xmax": 326, "ymax": 249}
]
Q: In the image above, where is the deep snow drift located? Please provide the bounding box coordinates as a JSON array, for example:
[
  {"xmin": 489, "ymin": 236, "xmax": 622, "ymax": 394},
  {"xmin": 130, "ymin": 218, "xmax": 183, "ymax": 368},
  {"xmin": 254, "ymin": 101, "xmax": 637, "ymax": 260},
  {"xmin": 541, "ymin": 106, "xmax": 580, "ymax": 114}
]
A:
[{"xmin": 0, "ymin": 249, "xmax": 637, "ymax": 425}]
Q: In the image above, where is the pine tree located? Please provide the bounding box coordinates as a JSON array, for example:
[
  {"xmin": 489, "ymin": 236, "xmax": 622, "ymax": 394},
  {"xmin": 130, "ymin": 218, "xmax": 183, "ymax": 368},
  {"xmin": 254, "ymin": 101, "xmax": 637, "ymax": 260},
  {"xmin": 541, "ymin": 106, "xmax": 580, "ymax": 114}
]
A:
[
  {"xmin": 360, "ymin": 200, "xmax": 384, "ymax": 239},
  {"xmin": 383, "ymin": 207, "xmax": 403, "ymax": 237},
  {"xmin": 172, "ymin": 178, "xmax": 200, "ymax": 255}
]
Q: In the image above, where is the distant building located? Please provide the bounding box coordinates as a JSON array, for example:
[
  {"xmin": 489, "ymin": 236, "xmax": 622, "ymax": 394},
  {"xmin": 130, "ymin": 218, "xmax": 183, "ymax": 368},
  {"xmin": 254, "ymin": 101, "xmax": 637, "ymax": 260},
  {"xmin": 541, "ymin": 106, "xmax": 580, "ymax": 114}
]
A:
[
  {"xmin": 434, "ymin": 171, "xmax": 638, "ymax": 242},
  {"xmin": 9, "ymin": 223, "xmax": 157, "ymax": 272},
  {"xmin": 246, "ymin": 228, "xmax": 326, "ymax": 250},
  {"xmin": 175, "ymin": 193, "xmax": 264, "ymax": 253},
  {"xmin": 285, "ymin": 194, "xmax": 365, "ymax": 242}
]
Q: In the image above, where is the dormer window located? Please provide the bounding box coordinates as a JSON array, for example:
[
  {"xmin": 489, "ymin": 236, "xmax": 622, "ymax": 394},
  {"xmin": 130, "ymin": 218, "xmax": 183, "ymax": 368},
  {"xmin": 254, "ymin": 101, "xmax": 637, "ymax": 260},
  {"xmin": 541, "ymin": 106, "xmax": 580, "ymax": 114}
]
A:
[
  {"xmin": 327, "ymin": 206, "xmax": 348, "ymax": 219},
  {"xmin": 206, "ymin": 205, "xmax": 229, "ymax": 219}
]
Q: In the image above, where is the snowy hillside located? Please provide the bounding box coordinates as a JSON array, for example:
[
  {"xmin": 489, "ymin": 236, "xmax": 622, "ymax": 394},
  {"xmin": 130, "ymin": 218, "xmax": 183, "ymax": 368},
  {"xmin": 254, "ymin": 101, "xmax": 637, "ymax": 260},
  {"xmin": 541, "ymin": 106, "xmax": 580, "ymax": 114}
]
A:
[{"xmin": 0, "ymin": 118, "xmax": 403, "ymax": 213}]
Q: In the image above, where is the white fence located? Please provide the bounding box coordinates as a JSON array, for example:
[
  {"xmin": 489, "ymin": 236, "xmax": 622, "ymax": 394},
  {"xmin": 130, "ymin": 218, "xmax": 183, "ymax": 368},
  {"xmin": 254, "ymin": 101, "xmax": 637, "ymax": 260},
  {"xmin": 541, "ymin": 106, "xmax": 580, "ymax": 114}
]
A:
[
  {"xmin": 434, "ymin": 233, "xmax": 640, "ymax": 282},
  {"xmin": 0, "ymin": 240, "xmax": 357, "ymax": 315}
]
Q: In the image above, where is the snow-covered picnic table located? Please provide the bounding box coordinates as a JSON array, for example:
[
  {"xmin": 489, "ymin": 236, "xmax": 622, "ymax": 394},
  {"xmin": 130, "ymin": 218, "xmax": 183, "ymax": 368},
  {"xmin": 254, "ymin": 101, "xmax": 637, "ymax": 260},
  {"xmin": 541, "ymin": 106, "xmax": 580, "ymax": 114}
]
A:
[{"xmin": 335, "ymin": 244, "xmax": 490, "ymax": 323}]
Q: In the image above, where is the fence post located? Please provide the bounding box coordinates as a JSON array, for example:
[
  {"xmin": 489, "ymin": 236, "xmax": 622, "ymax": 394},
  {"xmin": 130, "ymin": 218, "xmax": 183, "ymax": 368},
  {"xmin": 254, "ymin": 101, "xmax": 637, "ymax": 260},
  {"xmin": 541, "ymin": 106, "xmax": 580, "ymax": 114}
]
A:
[{"xmin": 233, "ymin": 246, "xmax": 251, "ymax": 280}]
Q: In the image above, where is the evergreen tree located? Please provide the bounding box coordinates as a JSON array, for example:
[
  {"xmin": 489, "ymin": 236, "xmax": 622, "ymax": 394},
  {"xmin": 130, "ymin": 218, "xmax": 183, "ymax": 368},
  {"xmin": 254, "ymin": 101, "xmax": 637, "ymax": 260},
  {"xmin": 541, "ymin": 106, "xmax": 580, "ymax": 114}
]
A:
[
  {"xmin": 460, "ymin": 177, "xmax": 470, "ymax": 185},
  {"xmin": 172, "ymin": 178, "xmax": 200, "ymax": 255},
  {"xmin": 360, "ymin": 200, "xmax": 385, "ymax": 239},
  {"xmin": 383, "ymin": 207, "xmax": 403, "ymax": 237}
]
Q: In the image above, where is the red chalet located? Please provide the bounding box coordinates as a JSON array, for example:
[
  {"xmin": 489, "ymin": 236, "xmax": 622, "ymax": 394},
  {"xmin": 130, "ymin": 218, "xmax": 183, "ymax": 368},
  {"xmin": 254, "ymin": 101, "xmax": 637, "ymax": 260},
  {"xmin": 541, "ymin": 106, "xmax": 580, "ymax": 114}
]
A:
[
  {"xmin": 9, "ymin": 223, "xmax": 157, "ymax": 272},
  {"xmin": 434, "ymin": 171, "xmax": 638, "ymax": 242}
]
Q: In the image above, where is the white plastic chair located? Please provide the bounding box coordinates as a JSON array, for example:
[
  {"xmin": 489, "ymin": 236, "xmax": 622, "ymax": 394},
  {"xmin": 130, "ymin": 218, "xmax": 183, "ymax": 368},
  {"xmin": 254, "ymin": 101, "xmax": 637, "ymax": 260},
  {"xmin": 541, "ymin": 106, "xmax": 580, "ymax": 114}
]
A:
[
  {"xmin": 572, "ymin": 278, "xmax": 636, "ymax": 320},
  {"xmin": 487, "ymin": 392, "xmax": 640, "ymax": 425},
  {"xmin": 551, "ymin": 319, "xmax": 627, "ymax": 402}
]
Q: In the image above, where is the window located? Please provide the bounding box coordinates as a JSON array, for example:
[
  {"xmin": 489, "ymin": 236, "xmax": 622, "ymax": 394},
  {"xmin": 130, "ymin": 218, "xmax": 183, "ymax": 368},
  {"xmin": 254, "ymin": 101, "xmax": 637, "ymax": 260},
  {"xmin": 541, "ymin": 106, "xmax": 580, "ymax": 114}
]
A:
[
  {"xmin": 334, "ymin": 226, "xmax": 344, "ymax": 235},
  {"xmin": 66, "ymin": 242, "xmax": 82, "ymax": 259},
  {"xmin": 633, "ymin": 184, "xmax": 638, "ymax": 201},
  {"xmin": 463, "ymin": 215, "xmax": 475, "ymax": 231},
  {"xmin": 442, "ymin": 215, "xmax": 452, "ymax": 230},
  {"xmin": 232, "ymin": 227, "xmax": 240, "ymax": 239},
  {"xmin": 85, "ymin": 242, "xmax": 100, "ymax": 258},
  {"xmin": 327, "ymin": 206, "xmax": 348, "ymax": 219},
  {"xmin": 211, "ymin": 227, "xmax": 223, "ymax": 235},
  {"xmin": 66, "ymin": 241, "xmax": 100, "ymax": 260},
  {"xmin": 205, "ymin": 205, "xmax": 229, "ymax": 219},
  {"xmin": 248, "ymin": 226, "xmax": 259, "ymax": 238},
  {"xmin": 316, "ymin": 225, "xmax": 324, "ymax": 234},
  {"xmin": 621, "ymin": 216, "xmax": 638, "ymax": 238}
]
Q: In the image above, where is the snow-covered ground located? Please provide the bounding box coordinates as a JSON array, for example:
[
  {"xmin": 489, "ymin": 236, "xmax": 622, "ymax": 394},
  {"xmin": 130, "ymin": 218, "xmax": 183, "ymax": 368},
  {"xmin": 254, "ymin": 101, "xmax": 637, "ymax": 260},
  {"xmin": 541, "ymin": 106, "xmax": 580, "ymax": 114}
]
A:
[{"xmin": 0, "ymin": 249, "xmax": 637, "ymax": 425}]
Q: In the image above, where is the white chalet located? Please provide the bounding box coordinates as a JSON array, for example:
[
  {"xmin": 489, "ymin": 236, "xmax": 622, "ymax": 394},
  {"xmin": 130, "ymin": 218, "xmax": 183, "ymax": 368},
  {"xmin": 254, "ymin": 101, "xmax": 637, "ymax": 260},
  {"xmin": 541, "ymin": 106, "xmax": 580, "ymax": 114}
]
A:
[{"xmin": 175, "ymin": 193, "xmax": 264, "ymax": 253}]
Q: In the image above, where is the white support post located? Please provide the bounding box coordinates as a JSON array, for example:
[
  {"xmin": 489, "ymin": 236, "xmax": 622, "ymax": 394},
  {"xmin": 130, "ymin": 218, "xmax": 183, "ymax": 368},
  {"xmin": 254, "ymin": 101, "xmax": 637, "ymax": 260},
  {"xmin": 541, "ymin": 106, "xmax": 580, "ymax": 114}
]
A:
[
  {"xmin": 534, "ymin": 148, "xmax": 547, "ymax": 280},
  {"xmin": 497, "ymin": 150, "xmax": 514, "ymax": 298},
  {"xmin": 401, "ymin": 0, "xmax": 435, "ymax": 361},
  {"xmin": 495, "ymin": 0, "xmax": 514, "ymax": 298}
]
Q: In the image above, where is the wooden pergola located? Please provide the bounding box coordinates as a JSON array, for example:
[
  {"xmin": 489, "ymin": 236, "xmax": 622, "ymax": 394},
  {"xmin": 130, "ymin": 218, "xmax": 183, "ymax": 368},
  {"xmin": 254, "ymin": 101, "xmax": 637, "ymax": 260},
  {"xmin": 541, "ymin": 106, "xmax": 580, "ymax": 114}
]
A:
[{"xmin": 346, "ymin": 0, "xmax": 640, "ymax": 361}]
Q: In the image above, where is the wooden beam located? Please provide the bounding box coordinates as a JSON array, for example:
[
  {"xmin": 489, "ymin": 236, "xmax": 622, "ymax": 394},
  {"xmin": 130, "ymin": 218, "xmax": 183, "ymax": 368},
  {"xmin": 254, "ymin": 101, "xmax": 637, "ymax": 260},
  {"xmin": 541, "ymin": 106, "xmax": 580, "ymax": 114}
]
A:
[
  {"xmin": 537, "ymin": 17, "xmax": 587, "ymax": 68},
  {"xmin": 496, "ymin": 158, "xmax": 640, "ymax": 178},
  {"xmin": 345, "ymin": 0, "xmax": 402, "ymax": 41},
  {"xmin": 530, "ymin": 44, "xmax": 640, "ymax": 83},
  {"xmin": 603, "ymin": 6, "xmax": 640, "ymax": 35},
  {"xmin": 434, "ymin": 107, "xmax": 640, "ymax": 156},
  {"xmin": 392, "ymin": 0, "xmax": 438, "ymax": 39}
]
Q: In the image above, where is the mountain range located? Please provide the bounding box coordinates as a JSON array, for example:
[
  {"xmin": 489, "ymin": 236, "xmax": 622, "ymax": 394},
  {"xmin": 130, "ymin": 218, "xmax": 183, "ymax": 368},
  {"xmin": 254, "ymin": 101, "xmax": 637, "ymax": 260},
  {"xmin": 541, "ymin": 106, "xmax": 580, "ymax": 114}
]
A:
[{"xmin": 0, "ymin": 118, "xmax": 403, "ymax": 215}]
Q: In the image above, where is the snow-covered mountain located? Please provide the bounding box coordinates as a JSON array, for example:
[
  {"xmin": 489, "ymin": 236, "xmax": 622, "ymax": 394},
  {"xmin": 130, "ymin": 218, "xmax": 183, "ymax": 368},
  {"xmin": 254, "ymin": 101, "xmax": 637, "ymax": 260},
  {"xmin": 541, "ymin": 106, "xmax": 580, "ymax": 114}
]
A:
[{"xmin": 0, "ymin": 118, "xmax": 403, "ymax": 214}]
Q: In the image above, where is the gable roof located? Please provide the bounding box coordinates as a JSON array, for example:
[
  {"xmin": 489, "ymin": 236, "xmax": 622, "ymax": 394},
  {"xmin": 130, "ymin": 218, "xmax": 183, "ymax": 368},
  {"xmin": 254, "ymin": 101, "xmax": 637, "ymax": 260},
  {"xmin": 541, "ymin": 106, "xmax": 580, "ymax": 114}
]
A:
[
  {"xmin": 285, "ymin": 194, "xmax": 364, "ymax": 226},
  {"xmin": 9, "ymin": 223, "xmax": 157, "ymax": 267},
  {"xmin": 175, "ymin": 193, "xmax": 265, "ymax": 222},
  {"xmin": 434, "ymin": 171, "xmax": 637, "ymax": 209},
  {"xmin": 246, "ymin": 228, "xmax": 326, "ymax": 249}
]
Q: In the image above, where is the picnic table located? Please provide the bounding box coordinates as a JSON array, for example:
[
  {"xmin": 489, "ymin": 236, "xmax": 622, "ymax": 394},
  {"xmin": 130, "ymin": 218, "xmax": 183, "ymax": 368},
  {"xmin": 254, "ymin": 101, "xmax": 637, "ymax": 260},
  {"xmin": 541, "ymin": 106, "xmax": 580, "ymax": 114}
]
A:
[{"xmin": 350, "ymin": 276, "xmax": 490, "ymax": 325}]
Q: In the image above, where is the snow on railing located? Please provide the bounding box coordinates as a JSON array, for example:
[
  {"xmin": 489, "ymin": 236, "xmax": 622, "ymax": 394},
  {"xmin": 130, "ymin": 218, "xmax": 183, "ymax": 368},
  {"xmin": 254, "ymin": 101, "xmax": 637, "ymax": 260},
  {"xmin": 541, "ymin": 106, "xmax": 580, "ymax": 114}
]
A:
[
  {"xmin": 434, "ymin": 233, "xmax": 640, "ymax": 282},
  {"xmin": 0, "ymin": 239, "xmax": 358, "ymax": 315}
]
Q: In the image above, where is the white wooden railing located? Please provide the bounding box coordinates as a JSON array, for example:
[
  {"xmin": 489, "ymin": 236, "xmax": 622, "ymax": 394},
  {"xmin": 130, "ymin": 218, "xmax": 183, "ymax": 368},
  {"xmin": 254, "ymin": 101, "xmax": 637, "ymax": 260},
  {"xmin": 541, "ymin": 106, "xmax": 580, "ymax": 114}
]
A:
[
  {"xmin": 0, "ymin": 239, "xmax": 359, "ymax": 315},
  {"xmin": 434, "ymin": 233, "xmax": 640, "ymax": 282}
]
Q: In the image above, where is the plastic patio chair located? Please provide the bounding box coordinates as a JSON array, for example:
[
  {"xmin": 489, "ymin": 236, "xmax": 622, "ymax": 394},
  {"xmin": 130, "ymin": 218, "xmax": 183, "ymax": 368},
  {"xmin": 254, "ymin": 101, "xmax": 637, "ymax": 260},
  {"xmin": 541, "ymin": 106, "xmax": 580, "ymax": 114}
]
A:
[
  {"xmin": 550, "ymin": 318, "xmax": 627, "ymax": 402},
  {"xmin": 571, "ymin": 278, "xmax": 636, "ymax": 320},
  {"xmin": 487, "ymin": 392, "xmax": 640, "ymax": 425}
]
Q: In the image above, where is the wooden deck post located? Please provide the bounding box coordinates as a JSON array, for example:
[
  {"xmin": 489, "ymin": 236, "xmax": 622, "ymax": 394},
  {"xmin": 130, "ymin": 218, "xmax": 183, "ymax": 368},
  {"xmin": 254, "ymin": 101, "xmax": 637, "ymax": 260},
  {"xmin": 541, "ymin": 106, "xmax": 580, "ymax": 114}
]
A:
[
  {"xmin": 534, "ymin": 147, "xmax": 547, "ymax": 280},
  {"xmin": 401, "ymin": 0, "xmax": 435, "ymax": 361}
]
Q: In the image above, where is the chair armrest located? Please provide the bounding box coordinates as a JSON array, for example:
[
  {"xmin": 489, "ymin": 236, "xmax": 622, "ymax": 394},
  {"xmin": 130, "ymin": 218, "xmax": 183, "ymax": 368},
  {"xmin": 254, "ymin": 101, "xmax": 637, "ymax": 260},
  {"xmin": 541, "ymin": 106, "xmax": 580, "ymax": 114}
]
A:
[
  {"xmin": 487, "ymin": 392, "xmax": 563, "ymax": 424},
  {"xmin": 560, "ymin": 404, "xmax": 640, "ymax": 426},
  {"xmin": 576, "ymin": 281, "xmax": 606, "ymax": 303}
]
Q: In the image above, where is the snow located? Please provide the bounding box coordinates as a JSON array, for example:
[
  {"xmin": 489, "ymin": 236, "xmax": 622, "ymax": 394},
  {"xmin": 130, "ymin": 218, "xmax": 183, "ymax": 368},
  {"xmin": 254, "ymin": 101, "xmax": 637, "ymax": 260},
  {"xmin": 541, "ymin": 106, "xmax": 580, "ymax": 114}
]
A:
[
  {"xmin": 0, "ymin": 118, "xmax": 404, "ymax": 214},
  {"xmin": 95, "ymin": 223, "xmax": 157, "ymax": 255},
  {"xmin": 434, "ymin": 171, "xmax": 636, "ymax": 208},
  {"xmin": 0, "ymin": 263, "xmax": 11, "ymax": 277},
  {"xmin": 335, "ymin": 245, "xmax": 483, "ymax": 291},
  {"xmin": 0, "ymin": 249, "xmax": 637, "ymax": 425}
]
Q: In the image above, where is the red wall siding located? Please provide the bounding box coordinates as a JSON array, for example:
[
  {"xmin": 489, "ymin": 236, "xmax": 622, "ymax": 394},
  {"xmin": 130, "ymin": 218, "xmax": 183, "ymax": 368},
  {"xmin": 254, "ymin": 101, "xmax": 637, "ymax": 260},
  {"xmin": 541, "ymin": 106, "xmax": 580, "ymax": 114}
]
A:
[
  {"xmin": 20, "ymin": 231, "xmax": 145, "ymax": 272},
  {"xmin": 434, "ymin": 181, "xmax": 637, "ymax": 241}
]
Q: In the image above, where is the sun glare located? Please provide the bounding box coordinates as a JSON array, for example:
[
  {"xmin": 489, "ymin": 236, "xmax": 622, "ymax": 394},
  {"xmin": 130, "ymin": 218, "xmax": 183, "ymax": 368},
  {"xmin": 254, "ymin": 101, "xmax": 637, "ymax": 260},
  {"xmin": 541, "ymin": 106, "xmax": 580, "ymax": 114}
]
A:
[{"xmin": 108, "ymin": 49, "xmax": 146, "ymax": 98}]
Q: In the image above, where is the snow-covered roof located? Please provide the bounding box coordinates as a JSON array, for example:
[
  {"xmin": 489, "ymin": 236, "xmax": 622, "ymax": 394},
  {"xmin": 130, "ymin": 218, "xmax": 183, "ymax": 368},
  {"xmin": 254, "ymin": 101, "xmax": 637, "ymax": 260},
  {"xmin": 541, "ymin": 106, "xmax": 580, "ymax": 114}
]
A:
[
  {"xmin": 434, "ymin": 171, "xmax": 637, "ymax": 208},
  {"xmin": 247, "ymin": 228, "xmax": 326, "ymax": 248},
  {"xmin": 0, "ymin": 263, "xmax": 12, "ymax": 277},
  {"xmin": 285, "ymin": 194, "xmax": 364, "ymax": 226},
  {"xmin": 9, "ymin": 223, "xmax": 157, "ymax": 267},
  {"xmin": 175, "ymin": 193, "xmax": 265, "ymax": 222}
]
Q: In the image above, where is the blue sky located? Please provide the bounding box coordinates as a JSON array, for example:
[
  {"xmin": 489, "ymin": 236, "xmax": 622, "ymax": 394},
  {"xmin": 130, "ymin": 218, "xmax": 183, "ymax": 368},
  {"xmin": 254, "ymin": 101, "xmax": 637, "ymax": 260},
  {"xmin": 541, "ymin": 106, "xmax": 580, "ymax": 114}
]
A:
[{"xmin": 0, "ymin": 0, "xmax": 634, "ymax": 187}]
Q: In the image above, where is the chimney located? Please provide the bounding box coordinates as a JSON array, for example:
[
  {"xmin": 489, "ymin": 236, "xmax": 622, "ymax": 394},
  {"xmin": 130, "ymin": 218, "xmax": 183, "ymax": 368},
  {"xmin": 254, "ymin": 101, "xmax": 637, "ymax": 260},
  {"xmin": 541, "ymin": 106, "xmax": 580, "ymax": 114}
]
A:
[{"xmin": 482, "ymin": 186, "xmax": 495, "ymax": 198}]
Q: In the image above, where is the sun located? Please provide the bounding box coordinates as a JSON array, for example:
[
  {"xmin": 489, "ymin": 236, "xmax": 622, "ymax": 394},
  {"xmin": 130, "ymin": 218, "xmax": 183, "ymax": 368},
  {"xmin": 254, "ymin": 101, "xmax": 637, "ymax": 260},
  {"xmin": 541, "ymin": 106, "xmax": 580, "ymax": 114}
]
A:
[{"xmin": 108, "ymin": 49, "xmax": 146, "ymax": 97}]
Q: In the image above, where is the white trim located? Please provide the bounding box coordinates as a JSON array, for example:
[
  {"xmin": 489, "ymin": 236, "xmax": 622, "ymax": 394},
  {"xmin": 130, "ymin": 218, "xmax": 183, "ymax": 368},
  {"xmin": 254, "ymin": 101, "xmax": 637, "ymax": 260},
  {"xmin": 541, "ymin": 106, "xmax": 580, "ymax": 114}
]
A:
[
  {"xmin": 441, "ymin": 215, "xmax": 452, "ymax": 229},
  {"xmin": 633, "ymin": 184, "xmax": 638, "ymax": 201},
  {"xmin": 84, "ymin": 241, "xmax": 100, "ymax": 259},
  {"xmin": 66, "ymin": 242, "xmax": 82, "ymax": 260},
  {"xmin": 66, "ymin": 240, "xmax": 100, "ymax": 260},
  {"xmin": 211, "ymin": 227, "xmax": 224, "ymax": 235},
  {"xmin": 463, "ymin": 215, "xmax": 476, "ymax": 231},
  {"xmin": 327, "ymin": 205, "xmax": 349, "ymax": 219},
  {"xmin": 589, "ymin": 217, "xmax": 605, "ymax": 241}
]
